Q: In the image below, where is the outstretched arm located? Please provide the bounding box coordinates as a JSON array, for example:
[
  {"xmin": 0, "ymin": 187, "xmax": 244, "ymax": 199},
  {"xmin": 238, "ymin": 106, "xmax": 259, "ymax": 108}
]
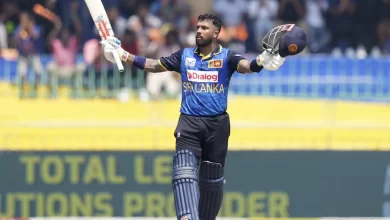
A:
[
  {"xmin": 123, "ymin": 55, "xmax": 167, "ymax": 73},
  {"xmin": 101, "ymin": 36, "xmax": 182, "ymax": 73},
  {"xmin": 236, "ymin": 59, "xmax": 261, "ymax": 74},
  {"xmin": 228, "ymin": 50, "xmax": 284, "ymax": 74}
]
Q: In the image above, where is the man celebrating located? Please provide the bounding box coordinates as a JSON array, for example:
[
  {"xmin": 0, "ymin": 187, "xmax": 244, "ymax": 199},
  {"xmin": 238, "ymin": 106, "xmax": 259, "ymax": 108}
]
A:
[{"xmin": 101, "ymin": 13, "xmax": 305, "ymax": 220}]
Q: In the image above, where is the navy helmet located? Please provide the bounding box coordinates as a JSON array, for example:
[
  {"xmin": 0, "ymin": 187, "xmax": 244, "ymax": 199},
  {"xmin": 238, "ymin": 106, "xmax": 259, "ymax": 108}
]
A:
[{"xmin": 262, "ymin": 24, "xmax": 307, "ymax": 57}]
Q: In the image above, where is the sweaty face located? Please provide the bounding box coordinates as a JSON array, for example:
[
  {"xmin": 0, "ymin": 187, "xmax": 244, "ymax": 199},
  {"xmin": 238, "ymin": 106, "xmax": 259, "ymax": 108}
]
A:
[{"xmin": 195, "ymin": 20, "xmax": 218, "ymax": 47}]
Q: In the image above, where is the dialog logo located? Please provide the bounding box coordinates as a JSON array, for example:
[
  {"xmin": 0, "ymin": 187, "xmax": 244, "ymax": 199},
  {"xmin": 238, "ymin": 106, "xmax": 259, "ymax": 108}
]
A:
[{"xmin": 187, "ymin": 70, "xmax": 218, "ymax": 83}]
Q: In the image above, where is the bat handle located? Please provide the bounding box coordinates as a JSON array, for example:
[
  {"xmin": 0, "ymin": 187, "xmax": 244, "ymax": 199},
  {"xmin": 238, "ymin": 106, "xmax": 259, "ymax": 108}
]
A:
[{"xmin": 112, "ymin": 51, "xmax": 124, "ymax": 72}]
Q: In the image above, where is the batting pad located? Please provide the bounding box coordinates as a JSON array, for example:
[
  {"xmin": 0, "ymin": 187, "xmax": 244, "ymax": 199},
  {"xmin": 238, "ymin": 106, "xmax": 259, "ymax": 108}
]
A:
[
  {"xmin": 172, "ymin": 150, "xmax": 200, "ymax": 220},
  {"xmin": 198, "ymin": 161, "xmax": 224, "ymax": 220}
]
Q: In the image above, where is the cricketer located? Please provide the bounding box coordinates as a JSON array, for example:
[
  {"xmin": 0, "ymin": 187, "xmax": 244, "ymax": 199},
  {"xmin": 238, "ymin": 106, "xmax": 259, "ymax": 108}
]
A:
[{"xmin": 101, "ymin": 13, "xmax": 306, "ymax": 220}]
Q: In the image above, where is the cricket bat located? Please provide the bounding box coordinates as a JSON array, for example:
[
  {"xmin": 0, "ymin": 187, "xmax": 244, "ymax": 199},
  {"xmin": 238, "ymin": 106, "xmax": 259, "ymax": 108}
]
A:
[{"xmin": 84, "ymin": 0, "xmax": 124, "ymax": 72}]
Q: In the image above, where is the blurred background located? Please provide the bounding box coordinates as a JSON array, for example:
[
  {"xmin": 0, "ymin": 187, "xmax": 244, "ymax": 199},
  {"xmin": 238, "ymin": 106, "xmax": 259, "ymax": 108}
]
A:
[{"xmin": 0, "ymin": 0, "xmax": 390, "ymax": 219}]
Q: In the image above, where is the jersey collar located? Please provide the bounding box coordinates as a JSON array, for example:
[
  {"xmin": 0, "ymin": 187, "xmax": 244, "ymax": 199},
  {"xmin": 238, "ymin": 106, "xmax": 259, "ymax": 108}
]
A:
[{"xmin": 194, "ymin": 44, "xmax": 222, "ymax": 60}]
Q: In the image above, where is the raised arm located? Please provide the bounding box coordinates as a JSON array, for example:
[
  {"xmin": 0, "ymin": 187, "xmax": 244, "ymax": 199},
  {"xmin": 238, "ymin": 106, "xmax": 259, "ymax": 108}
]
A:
[{"xmin": 46, "ymin": 18, "xmax": 62, "ymax": 49}]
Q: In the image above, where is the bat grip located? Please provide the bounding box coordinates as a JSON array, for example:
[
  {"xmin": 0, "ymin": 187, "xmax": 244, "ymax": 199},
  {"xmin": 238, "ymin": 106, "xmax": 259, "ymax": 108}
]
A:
[{"xmin": 112, "ymin": 51, "xmax": 124, "ymax": 72}]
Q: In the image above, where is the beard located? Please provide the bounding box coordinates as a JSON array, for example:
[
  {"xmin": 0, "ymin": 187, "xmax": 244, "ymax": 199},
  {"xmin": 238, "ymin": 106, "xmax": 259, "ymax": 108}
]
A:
[{"xmin": 196, "ymin": 37, "xmax": 212, "ymax": 47}]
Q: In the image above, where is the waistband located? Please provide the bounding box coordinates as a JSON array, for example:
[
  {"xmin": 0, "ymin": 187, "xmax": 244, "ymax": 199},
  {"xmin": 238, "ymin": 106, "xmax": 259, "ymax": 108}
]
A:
[{"xmin": 180, "ymin": 111, "xmax": 228, "ymax": 118}]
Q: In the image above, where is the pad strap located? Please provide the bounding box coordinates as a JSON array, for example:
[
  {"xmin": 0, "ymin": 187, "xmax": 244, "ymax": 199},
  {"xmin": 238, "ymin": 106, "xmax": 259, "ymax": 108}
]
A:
[{"xmin": 172, "ymin": 167, "xmax": 198, "ymax": 181}]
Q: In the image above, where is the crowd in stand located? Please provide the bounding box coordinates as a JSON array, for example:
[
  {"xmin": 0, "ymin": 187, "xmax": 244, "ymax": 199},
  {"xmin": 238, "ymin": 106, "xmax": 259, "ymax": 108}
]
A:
[
  {"xmin": 1, "ymin": 0, "xmax": 389, "ymax": 55},
  {"xmin": 0, "ymin": 0, "xmax": 389, "ymax": 100}
]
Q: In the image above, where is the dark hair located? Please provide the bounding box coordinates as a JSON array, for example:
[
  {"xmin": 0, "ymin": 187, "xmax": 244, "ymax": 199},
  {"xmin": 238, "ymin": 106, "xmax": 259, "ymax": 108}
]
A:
[{"xmin": 198, "ymin": 13, "xmax": 222, "ymax": 31}]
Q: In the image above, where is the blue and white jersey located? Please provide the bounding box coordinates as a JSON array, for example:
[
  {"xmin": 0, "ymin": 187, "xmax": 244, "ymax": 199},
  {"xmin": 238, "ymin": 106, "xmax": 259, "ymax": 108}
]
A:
[{"xmin": 159, "ymin": 45, "xmax": 247, "ymax": 116}]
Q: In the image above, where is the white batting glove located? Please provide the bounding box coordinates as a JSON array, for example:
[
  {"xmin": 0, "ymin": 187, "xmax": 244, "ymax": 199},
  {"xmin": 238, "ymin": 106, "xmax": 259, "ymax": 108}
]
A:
[
  {"xmin": 100, "ymin": 36, "xmax": 129, "ymax": 63},
  {"xmin": 269, "ymin": 54, "xmax": 286, "ymax": 70},
  {"xmin": 256, "ymin": 50, "xmax": 274, "ymax": 68},
  {"xmin": 256, "ymin": 50, "xmax": 285, "ymax": 71}
]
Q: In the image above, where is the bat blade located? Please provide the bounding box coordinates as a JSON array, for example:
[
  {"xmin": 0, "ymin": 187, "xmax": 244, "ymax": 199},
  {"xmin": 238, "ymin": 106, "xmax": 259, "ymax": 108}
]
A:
[{"xmin": 84, "ymin": 0, "xmax": 124, "ymax": 72}]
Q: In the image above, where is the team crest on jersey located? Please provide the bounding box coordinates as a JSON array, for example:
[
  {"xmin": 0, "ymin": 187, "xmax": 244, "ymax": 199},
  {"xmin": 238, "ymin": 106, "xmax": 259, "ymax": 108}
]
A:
[
  {"xmin": 208, "ymin": 59, "xmax": 223, "ymax": 68},
  {"xmin": 185, "ymin": 58, "xmax": 196, "ymax": 67}
]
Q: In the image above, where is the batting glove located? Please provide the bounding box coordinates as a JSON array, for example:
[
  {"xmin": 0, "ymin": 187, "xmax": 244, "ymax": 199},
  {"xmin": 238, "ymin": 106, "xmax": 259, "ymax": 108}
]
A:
[
  {"xmin": 267, "ymin": 54, "xmax": 285, "ymax": 70},
  {"xmin": 256, "ymin": 50, "xmax": 273, "ymax": 68},
  {"xmin": 257, "ymin": 51, "xmax": 285, "ymax": 71},
  {"xmin": 100, "ymin": 36, "xmax": 129, "ymax": 63}
]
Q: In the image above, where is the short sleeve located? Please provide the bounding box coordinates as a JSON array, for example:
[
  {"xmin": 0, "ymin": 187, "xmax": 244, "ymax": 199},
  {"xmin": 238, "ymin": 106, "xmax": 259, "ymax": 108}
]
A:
[
  {"xmin": 227, "ymin": 50, "xmax": 246, "ymax": 74},
  {"xmin": 159, "ymin": 49, "xmax": 183, "ymax": 73}
]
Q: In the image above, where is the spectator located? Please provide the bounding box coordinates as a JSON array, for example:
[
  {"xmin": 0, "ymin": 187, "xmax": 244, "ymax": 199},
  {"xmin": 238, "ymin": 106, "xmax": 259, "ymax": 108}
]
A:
[
  {"xmin": 14, "ymin": 0, "xmax": 46, "ymax": 13},
  {"xmin": 0, "ymin": 0, "xmax": 9, "ymax": 48},
  {"xmin": 378, "ymin": 0, "xmax": 390, "ymax": 54},
  {"xmin": 121, "ymin": 28, "xmax": 139, "ymax": 56},
  {"xmin": 150, "ymin": 0, "xmax": 176, "ymax": 23},
  {"xmin": 1, "ymin": 1, "xmax": 21, "ymax": 49},
  {"xmin": 83, "ymin": 33, "xmax": 102, "ymax": 68},
  {"xmin": 127, "ymin": 3, "xmax": 162, "ymax": 92},
  {"xmin": 305, "ymin": 0, "xmax": 331, "ymax": 53},
  {"xmin": 14, "ymin": 11, "xmax": 44, "ymax": 96},
  {"xmin": 119, "ymin": 0, "xmax": 147, "ymax": 17},
  {"xmin": 354, "ymin": 0, "xmax": 382, "ymax": 53},
  {"xmin": 146, "ymin": 28, "xmax": 180, "ymax": 100},
  {"xmin": 128, "ymin": 3, "xmax": 162, "ymax": 34},
  {"xmin": 121, "ymin": 28, "xmax": 140, "ymax": 90},
  {"xmin": 0, "ymin": 17, "xmax": 7, "ymax": 49},
  {"xmin": 213, "ymin": 0, "xmax": 247, "ymax": 28},
  {"xmin": 174, "ymin": 0, "xmax": 192, "ymax": 46},
  {"xmin": 35, "ymin": 0, "xmax": 60, "ymax": 53},
  {"xmin": 107, "ymin": 6, "xmax": 127, "ymax": 38},
  {"xmin": 83, "ymin": 32, "xmax": 115, "ymax": 94},
  {"xmin": 225, "ymin": 17, "xmax": 249, "ymax": 54},
  {"xmin": 277, "ymin": 0, "xmax": 306, "ymax": 24},
  {"xmin": 327, "ymin": 0, "xmax": 357, "ymax": 51},
  {"xmin": 46, "ymin": 0, "xmax": 85, "ymax": 97},
  {"xmin": 247, "ymin": 0, "xmax": 278, "ymax": 51},
  {"xmin": 127, "ymin": 3, "xmax": 162, "ymax": 56}
]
